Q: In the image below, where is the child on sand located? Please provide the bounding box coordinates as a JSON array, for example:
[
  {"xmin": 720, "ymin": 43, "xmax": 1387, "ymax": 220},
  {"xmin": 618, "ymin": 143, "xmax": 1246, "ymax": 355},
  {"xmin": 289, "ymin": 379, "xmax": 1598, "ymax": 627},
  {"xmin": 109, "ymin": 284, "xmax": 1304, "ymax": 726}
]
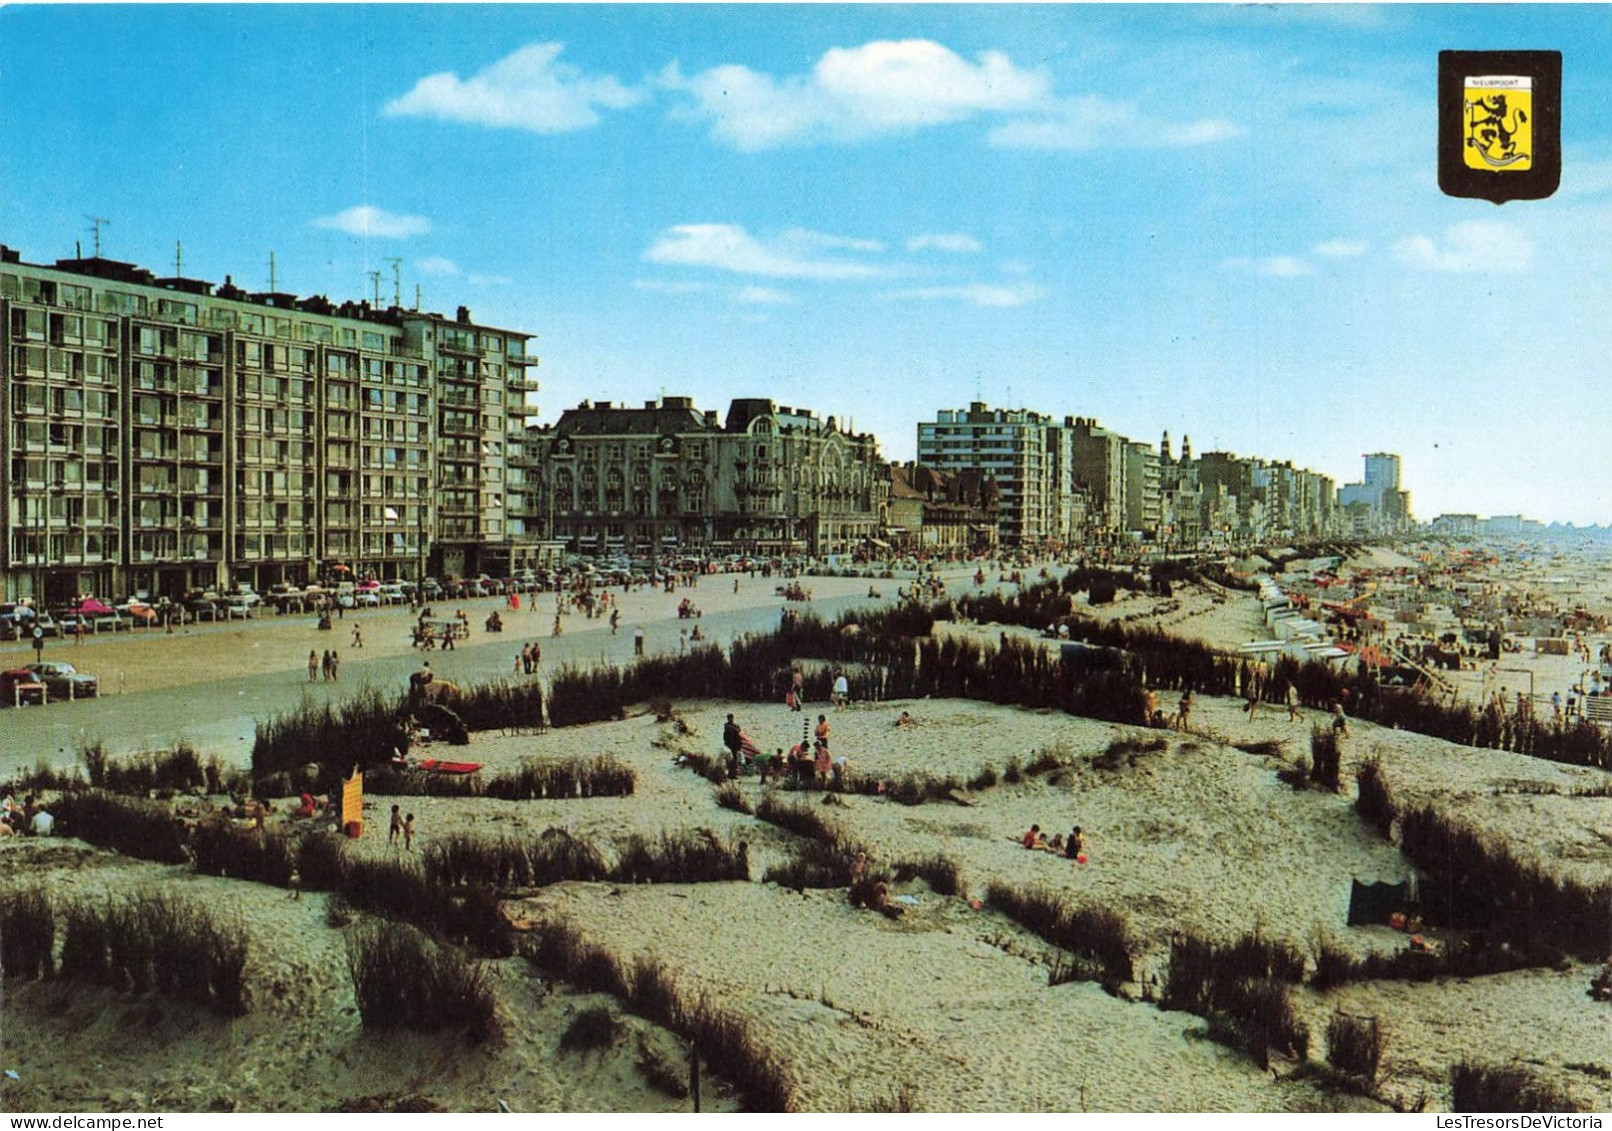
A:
[
  {"xmin": 1021, "ymin": 824, "xmax": 1041, "ymax": 849},
  {"xmin": 404, "ymin": 812, "xmax": 416, "ymax": 851},
  {"xmin": 389, "ymin": 804, "xmax": 403, "ymax": 847}
]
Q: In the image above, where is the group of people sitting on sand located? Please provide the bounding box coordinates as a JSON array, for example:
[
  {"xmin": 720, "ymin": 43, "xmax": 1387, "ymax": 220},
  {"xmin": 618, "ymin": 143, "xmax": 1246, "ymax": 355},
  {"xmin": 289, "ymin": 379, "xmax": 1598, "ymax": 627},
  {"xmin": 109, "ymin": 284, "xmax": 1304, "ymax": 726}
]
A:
[
  {"xmin": 1019, "ymin": 823, "xmax": 1086, "ymax": 862},
  {"xmin": 0, "ymin": 794, "xmax": 53, "ymax": 837}
]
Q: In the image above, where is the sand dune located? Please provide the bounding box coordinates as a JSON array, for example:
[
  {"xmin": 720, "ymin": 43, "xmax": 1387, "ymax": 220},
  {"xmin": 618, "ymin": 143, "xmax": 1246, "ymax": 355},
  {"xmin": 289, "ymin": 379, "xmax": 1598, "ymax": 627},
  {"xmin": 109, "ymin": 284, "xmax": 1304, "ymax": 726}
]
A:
[{"xmin": 4, "ymin": 574, "xmax": 1609, "ymax": 1113}]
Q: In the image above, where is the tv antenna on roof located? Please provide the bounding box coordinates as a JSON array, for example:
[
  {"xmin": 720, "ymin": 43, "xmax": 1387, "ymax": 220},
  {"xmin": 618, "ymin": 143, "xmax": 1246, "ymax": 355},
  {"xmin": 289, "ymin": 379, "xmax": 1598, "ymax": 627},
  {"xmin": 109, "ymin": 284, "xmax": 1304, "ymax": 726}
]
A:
[
  {"xmin": 385, "ymin": 257, "xmax": 403, "ymax": 308},
  {"xmin": 368, "ymin": 270, "xmax": 382, "ymax": 307},
  {"xmin": 85, "ymin": 216, "xmax": 111, "ymax": 258},
  {"xmin": 174, "ymin": 240, "xmax": 183, "ymax": 277}
]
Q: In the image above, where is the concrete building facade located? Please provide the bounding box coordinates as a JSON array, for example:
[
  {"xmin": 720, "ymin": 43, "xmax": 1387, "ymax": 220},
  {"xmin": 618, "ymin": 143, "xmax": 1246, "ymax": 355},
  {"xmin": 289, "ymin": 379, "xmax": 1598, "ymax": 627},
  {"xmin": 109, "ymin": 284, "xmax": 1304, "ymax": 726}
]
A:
[
  {"xmin": 917, "ymin": 403, "xmax": 1053, "ymax": 544},
  {"xmin": 0, "ymin": 244, "xmax": 538, "ymax": 602}
]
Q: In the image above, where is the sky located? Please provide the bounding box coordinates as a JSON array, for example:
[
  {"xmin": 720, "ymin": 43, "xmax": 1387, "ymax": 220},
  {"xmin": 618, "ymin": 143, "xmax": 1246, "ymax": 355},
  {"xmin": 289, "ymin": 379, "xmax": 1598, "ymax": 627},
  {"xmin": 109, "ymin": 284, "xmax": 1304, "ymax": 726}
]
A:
[{"xmin": 2, "ymin": 4, "xmax": 1609, "ymax": 525}]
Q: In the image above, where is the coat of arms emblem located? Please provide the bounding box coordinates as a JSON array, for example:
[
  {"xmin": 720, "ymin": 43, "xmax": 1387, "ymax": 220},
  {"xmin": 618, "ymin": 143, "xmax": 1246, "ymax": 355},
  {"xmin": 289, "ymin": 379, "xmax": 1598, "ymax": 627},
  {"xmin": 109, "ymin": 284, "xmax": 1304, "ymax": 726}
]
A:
[{"xmin": 1439, "ymin": 51, "xmax": 1560, "ymax": 204}]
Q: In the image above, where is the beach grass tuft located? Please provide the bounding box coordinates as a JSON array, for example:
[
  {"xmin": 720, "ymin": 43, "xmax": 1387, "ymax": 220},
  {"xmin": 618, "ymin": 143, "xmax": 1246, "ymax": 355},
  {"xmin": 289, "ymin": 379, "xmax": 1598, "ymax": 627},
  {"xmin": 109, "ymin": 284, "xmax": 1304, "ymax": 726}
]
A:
[
  {"xmin": 1449, "ymin": 1060, "xmax": 1581, "ymax": 1113},
  {"xmin": 190, "ymin": 823, "xmax": 295, "ymax": 887},
  {"xmin": 985, "ymin": 881, "xmax": 1136, "ymax": 988},
  {"xmin": 345, "ymin": 920, "xmax": 495, "ymax": 1043},
  {"xmin": 559, "ymin": 1005, "xmax": 622, "ymax": 1054},
  {"xmin": 0, "ymin": 886, "xmax": 56, "ymax": 980},
  {"xmin": 51, "ymin": 791, "xmax": 189, "ymax": 865},
  {"xmin": 614, "ymin": 829, "xmax": 750, "ymax": 885},
  {"xmin": 1326, "ymin": 1012, "xmax": 1384, "ymax": 1089},
  {"xmin": 57, "ymin": 892, "xmax": 247, "ymax": 1016},
  {"xmin": 891, "ymin": 854, "xmax": 964, "ymax": 897},
  {"xmin": 715, "ymin": 780, "xmax": 752, "ymax": 814}
]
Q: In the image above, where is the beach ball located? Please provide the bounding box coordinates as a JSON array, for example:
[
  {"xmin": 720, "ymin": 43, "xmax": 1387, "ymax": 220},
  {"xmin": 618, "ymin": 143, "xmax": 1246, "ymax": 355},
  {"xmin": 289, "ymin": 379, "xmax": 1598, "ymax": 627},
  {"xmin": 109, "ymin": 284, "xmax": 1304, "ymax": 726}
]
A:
[{"xmin": 1077, "ymin": 853, "xmax": 1088, "ymax": 864}]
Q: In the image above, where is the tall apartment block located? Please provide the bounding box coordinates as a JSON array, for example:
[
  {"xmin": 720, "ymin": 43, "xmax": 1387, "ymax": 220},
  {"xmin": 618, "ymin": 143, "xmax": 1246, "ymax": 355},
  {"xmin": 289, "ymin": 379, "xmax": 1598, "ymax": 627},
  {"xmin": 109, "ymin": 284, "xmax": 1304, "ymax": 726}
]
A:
[
  {"xmin": 0, "ymin": 244, "xmax": 538, "ymax": 604},
  {"xmin": 917, "ymin": 403, "xmax": 1053, "ymax": 545}
]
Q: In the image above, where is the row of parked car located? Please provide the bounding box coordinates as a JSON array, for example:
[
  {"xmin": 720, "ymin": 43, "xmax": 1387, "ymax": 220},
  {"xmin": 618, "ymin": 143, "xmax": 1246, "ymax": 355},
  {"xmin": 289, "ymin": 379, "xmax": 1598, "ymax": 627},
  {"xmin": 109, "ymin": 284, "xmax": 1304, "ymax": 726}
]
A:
[
  {"xmin": 0, "ymin": 592, "xmax": 265, "ymax": 638},
  {"xmin": 0, "ymin": 661, "xmax": 98, "ymax": 707}
]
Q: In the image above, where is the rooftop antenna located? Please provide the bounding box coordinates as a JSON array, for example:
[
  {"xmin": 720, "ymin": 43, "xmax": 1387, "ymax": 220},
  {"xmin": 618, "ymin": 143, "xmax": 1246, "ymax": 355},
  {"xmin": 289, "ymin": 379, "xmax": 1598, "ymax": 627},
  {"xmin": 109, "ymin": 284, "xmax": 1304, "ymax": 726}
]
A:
[
  {"xmin": 367, "ymin": 270, "xmax": 382, "ymax": 307},
  {"xmin": 86, "ymin": 215, "xmax": 110, "ymax": 258},
  {"xmin": 414, "ymin": 284, "xmax": 422, "ymax": 311},
  {"xmin": 174, "ymin": 240, "xmax": 183, "ymax": 277},
  {"xmin": 385, "ymin": 257, "xmax": 403, "ymax": 308},
  {"xmin": 268, "ymin": 251, "xmax": 277, "ymax": 293}
]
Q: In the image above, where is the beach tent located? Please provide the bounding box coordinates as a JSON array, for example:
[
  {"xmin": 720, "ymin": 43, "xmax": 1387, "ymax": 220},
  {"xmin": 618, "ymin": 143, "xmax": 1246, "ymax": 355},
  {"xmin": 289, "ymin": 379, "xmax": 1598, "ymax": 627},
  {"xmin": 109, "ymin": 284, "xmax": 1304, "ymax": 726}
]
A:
[{"xmin": 1347, "ymin": 879, "xmax": 1409, "ymax": 926}]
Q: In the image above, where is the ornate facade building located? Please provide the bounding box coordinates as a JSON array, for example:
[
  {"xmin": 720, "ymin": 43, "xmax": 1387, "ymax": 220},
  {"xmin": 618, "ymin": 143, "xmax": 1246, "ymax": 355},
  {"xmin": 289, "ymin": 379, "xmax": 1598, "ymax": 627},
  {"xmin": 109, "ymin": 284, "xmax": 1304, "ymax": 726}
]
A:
[
  {"xmin": 524, "ymin": 397, "xmax": 887, "ymax": 556},
  {"xmin": 886, "ymin": 463, "xmax": 1000, "ymax": 550}
]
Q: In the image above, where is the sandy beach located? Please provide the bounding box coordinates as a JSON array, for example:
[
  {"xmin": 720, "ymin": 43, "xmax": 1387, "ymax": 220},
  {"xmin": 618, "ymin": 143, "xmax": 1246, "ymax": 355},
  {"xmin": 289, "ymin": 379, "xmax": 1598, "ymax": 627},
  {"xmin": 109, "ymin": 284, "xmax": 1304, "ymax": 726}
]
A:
[{"xmin": 3, "ymin": 555, "xmax": 1610, "ymax": 1113}]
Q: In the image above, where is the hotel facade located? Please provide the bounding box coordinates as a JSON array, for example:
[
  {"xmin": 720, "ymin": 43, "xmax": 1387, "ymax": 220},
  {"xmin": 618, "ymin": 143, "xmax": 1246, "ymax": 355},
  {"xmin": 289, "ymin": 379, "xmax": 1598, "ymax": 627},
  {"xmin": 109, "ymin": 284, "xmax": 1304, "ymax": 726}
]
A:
[{"xmin": 527, "ymin": 397, "xmax": 888, "ymax": 557}]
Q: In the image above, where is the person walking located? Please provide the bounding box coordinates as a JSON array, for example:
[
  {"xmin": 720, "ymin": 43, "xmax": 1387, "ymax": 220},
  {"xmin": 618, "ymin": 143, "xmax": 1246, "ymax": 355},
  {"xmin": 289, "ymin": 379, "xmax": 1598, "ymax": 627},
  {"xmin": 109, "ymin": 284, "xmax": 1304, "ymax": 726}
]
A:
[
  {"xmin": 351, "ymin": 622, "xmax": 363, "ymax": 648},
  {"xmin": 308, "ymin": 650, "xmax": 319, "ymax": 682},
  {"xmin": 388, "ymin": 804, "xmax": 403, "ymax": 847},
  {"xmin": 329, "ymin": 649, "xmax": 340, "ymax": 682},
  {"xmin": 634, "ymin": 625, "xmax": 645, "ymax": 656},
  {"xmin": 610, "ymin": 608, "xmax": 620, "ymax": 635},
  {"xmin": 403, "ymin": 812, "xmax": 416, "ymax": 852},
  {"xmin": 320, "ymin": 650, "xmax": 332, "ymax": 682},
  {"xmin": 1285, "ymin": 683, "xmax": 1300, "ymax": 723}
]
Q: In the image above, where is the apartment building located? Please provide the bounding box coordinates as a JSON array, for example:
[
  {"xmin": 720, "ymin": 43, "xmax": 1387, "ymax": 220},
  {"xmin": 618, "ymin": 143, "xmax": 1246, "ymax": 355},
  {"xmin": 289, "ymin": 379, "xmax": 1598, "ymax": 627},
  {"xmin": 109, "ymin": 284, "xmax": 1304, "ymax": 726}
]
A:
[
  {"xmin": 917, "ymin": 403, "xmax": 1054, "ymax": 545},
  {"xmin": 0, "ymin": 244, "xmax": 538, "ymax": 602}
]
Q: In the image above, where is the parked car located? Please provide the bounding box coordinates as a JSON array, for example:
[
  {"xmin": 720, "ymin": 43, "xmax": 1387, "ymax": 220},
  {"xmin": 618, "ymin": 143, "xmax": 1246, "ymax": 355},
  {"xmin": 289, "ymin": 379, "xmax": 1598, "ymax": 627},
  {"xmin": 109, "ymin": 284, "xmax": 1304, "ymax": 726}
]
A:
[
  {"xmin": 0, "ymin": 669, "xmax": 46, "ymax": 706},
  {"xmin": 376, "ymin": 583, "xmax": 405, "ymax": 605},
  {"xmin": 24, "ymin": 661, "xmax": 98, "ymax": 700},
  {"xmin": 184, "ymin": 591, "xmax": 222, "ymax": 622},
  {"xmin": 0, "ymin": 603, "xmax": 33, "ymax": 640},
  {"xmin": 222, "ymin": 597, "xmax": 258, "ymax": 619}
]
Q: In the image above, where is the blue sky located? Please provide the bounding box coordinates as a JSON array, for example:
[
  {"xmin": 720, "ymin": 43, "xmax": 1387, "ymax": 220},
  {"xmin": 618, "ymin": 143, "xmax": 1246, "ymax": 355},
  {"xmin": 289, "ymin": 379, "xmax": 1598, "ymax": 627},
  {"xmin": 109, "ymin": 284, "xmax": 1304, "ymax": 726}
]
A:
[{"xmin": 2, "ymin": 4, "xmax": 1609, "ymax": 524}]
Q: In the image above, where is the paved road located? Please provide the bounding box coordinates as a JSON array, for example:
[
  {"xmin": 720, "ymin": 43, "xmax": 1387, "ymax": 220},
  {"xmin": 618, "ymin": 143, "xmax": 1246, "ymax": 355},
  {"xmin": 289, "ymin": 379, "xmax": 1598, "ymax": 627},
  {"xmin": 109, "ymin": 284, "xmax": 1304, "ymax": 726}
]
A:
[{"xmin": 0, "ymin": 578, "xmax": 963, "ymax": 776}]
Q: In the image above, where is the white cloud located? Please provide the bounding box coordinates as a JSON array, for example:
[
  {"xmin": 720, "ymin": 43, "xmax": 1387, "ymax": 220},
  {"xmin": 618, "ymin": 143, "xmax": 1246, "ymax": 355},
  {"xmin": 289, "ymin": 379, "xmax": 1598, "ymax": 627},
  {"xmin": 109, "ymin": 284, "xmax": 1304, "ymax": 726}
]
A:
[
  {"xmin": 642, "ymin": 224, "xmax": 887, "ymax": 280},
  {"xmin": 735, "ymin": 285, "xmax": 794, "ymax": 306},
  {"xmin": 908, "ymin": 233, "xmax": 984, "ymax": 254},
  {"xmin": 781, "ymin": 228, "xmax": 886, "ymax": 253},
  {"xmin": 633, "ymin": 279, "xmax": 709, "ymax": 295},
  {"xmin": 416, "ymin": 256, "xmax": 461, "ymax": 276},
  {"xmin": 882, "ymin": 282, "xmax": 1040, "ymax": 308},
  {"xmin": 467, "ymin": 273, "xmax": 510, "ymax": 287},
  {"xmin": 1223, "ymin": 255, "xmax": 1313, "ymax": 277},
  {"xmin": 1259, "ymin": 256, "xmax": 1312, "ymax": 277},
  {"xmin": 1392, "ymin": 221, "xmax": 1534, "ymax": 273},
  {"xmin": 663, "ymin": 39, "xmax": 1051, "ymax": 150},
  {"xmin": 989, "ymin": 95, "xmax": 1240, "ymax": 151},
  {"xmin": 385, "ymin": 43, "xmax": 643, "ymax": 133},
  {"xmin": 1314, "ymin": 239, "xmax": 1368, "ymax": 258},
  {"xmin": 312, "ymin": 205, "xmax": 430, "ymax": 239}
]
